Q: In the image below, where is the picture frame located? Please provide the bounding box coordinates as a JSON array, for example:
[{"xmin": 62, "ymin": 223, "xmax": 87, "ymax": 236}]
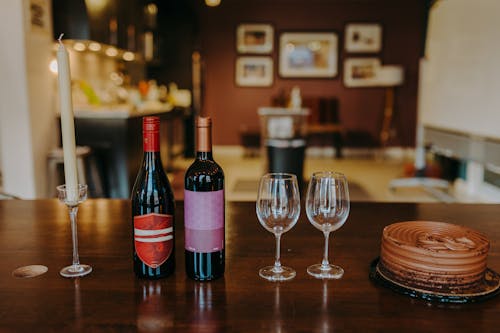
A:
[
  {"xmin": 236, "ymin": 24, "xmax": 274, "ymax": 54},
  {"xmin": 235, "ymin": 56, "xmax": 274, "ymax": 87},
  {"xmin": 279, "ymin": 32, "xmax": 338, "ymax": 78},
  {"xmin": 345, "ymin": 23, "xmax": 382, "ymax": 53},
  {"xmin": 343, "ymin": 57, "xmax": 381, "ymax": 87}
]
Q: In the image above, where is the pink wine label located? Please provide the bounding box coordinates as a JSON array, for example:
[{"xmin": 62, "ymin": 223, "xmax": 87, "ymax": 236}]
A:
[
  {"xmin": 134, "ymin": 213, "xmax": 173, "ymax": 268},
  {"xmin": 184, "ymin": 189, "xmax": 225, "ymax": 252}
]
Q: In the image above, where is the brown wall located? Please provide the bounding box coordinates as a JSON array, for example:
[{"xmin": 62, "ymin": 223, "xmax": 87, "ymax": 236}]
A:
[{"xmin": 193, "ymin": 0, "xmax": 426, "ymax": 146}]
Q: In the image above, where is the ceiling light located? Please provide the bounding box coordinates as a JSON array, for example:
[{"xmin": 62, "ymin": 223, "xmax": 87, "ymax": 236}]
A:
[
  {"xmin": 123, "ymin": 51, "xmax": 135, "ymax": 61},
  {"xmin": 88, "ymin": 42, "xmax": 101, "ymax": 51},
  {"xmin": 205, "ymin": 0, "xmax": 221, "ymax": 7},
  {"xmin": 86, "ymin": 0, "xmax": 107, "ymax": 12},
  {"xmin": 146, "ymin": 3, "xmax": 158, "ymax": 15},
  {"xmin": 73, "ymin": 42, "xmax": 86, "ymax": 52},
  {"xmin": 105, "ymin": 47, "xmax": 118, "ymax": 57}
]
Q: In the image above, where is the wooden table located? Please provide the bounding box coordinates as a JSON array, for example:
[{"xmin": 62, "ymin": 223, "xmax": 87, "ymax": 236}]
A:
[{"xmin": 0, "ymin": 199, "xmax": 499, "ymax": 332}]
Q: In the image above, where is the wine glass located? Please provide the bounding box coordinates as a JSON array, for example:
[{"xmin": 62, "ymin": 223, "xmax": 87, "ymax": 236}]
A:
[
  {"xmin": 306, "ymin": 172, "xmax": 350, "ymax": 279},
  {"xmin": 256, "ymin": 173, "xmax": 300, "ymax": 281},
  {"xmin": 57, "ymin": 184, "xmax": 92, "ymax": 278}
]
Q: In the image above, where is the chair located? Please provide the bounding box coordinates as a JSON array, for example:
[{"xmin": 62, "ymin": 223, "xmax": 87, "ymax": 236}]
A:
[
  {"xmin": 47, "ymin": 146, "xmax": 104, "ymax": 197},
  {"xmin": 239, "ymin": 124, "xmax": 261, "ymax": 157},
  {"xmin": 304, "ymin": 97, "xmax": 343, "ymax": 158}
]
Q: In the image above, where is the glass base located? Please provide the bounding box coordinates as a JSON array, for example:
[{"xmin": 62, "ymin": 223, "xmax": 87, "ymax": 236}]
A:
[
  {"xmin": 259, "ymin": 265, "xmax": 296, "ymax": 282},
  {"xmin": 307, "ymin": 264, "xmax": 344, "ymax": 279},
  {"xmin": 60, "ymin": 264, "xmax": 92, "ymax": 278}
]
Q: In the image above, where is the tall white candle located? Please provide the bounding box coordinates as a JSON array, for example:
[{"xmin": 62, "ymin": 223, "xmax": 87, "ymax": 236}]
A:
[{"xmin": 57, "ymin": 35, "xmax": 79, "ymax": 202}]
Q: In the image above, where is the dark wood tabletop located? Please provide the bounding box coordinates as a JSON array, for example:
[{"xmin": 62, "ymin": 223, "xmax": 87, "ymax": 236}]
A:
[{"xmin": 0, "ymin": 199, "xmax": 499, "ymax": 332}]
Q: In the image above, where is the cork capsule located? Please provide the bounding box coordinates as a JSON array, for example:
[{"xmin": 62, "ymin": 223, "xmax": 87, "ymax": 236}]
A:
[
  {"xmin": 143, "ymin": 116, "xmax": 160, "ymax": 132},
  {"xmin": 196, "ymin": 116, "xmax": 212, "ymax": 152},
  {"xmin": 196, "ymin": 116, "xmax": 212, "ymax": 127}
]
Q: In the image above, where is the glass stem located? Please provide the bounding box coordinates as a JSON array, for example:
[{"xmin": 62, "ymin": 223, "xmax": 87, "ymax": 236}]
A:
[
  {"xmin": 321, "ymin": 231, "xmax": 331, "ymax": 270},
  {"xmin": 273, "ymin": 233, "xmax": 283, "ymax": 273},
  {"xmin": 69, "ymin": 205, "xmax": 81, "ymax": 267}
]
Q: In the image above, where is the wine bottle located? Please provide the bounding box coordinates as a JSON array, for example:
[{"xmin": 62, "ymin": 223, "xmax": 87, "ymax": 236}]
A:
[
  {"xmin": 131, "ymin": 116, "xmax": 175, "ymax": 279},
  {"xmin": 184, "ymin": 116, "xmax": 225, "ymax": 281}
]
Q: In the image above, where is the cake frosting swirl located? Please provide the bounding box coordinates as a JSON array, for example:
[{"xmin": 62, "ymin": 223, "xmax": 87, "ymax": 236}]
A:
[{"xmin": 378, "ymin": 221, "xmax": 490, "ymax": 293}]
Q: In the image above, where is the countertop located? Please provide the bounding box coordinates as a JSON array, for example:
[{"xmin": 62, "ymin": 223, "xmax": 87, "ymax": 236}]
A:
[
  {"xmin": 0, "ymin": 200, "xmax": 499, "ymax": 332},
  {"xmin": 72, "ymin": 101, "xmax": 174, "ymax": 119}
]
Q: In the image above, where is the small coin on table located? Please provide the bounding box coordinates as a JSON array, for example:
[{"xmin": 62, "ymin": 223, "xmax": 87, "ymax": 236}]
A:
[{"xmin": 12, "ymin": 265, "xmax": 48, "ymax": 278}]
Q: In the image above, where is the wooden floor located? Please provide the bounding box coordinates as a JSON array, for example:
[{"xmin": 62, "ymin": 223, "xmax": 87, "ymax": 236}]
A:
[
  {"xmin": 3, "ymin": 146, "xmax": 489, "ymax": 203},
  {"xmin": 168, "ymin": 147, "xmax": 447, "ymax": 203}
]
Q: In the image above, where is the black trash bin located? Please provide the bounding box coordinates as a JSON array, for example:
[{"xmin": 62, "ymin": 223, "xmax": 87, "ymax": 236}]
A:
[
  {"xmin": 258, "ymin": 107, "xmax": 309, "ymax": 188},
  {"xmin": 266, "ymin": 139, "xmax": 306, "ymax": 186}
]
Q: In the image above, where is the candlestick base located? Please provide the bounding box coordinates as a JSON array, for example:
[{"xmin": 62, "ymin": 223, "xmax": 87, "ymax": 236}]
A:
[
  {"xmin": 57, "ymin": 184, "xmax": 92, "ymax": 278},
  {"xmin": 60, "ymin": 264, "xmax": 92, "ymax": 278}
]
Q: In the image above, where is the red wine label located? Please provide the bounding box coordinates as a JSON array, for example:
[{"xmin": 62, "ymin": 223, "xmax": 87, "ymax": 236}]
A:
[
  {"xmin": 184, "ymin": 189, "xmax": 224, "ymax": 252},
  {"xmin": 134, "ymin": 213, "xmax": 173, "ymax": 268}
]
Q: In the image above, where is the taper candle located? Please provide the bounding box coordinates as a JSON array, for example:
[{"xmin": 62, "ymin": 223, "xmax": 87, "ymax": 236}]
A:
[{"xmin": 57, "ymin": 34, "xmax": 79, "ymax": 203}]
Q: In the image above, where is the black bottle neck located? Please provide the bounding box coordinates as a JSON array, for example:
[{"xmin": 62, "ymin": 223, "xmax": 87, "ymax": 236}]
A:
[
  {"xmin": 143, "ymin": 151, "xmax": 163, "ymax": 168},
  {"xmin": 196, "ymin": 151, "xmax": 213, "ymax": 160}
]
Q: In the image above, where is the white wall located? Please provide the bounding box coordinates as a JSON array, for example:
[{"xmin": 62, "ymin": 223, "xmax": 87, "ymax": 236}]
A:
[
  {"xmin": 0, "ymin": 0, "xmax": 57, "ymax": 198},
  {"xmin": 420, "ymin": 0, "xmax": 500, "ymax": 140}
]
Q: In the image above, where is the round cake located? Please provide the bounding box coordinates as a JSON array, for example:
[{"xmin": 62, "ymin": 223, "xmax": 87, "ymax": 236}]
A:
[{"xmin": 378, "ymin": 221, "xmax": 490, "ymax": 293}]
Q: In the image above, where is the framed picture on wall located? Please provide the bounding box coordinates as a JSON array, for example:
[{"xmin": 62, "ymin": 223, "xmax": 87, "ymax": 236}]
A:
[
  {"xmin": 235, "ymin": 56, "xmax": 274, "ymax": 87},
  {"xmin": 343, "ymin": 57, "xmax": 381, "ymax": 87},
  {"xmin": 345, "ymin": 23, "xmax": 382, "ymax": 53},
  {"xmin": 236, "ymin": 24, "xmax": 274, "ymax": 54},
  {"xmin": 279, "ymin": 32, "xmax": 338, "ymax": 78}
]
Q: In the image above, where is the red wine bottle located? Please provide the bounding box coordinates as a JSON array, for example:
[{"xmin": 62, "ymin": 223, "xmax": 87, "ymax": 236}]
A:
[
  {"xmin": 184, "ymin": 116, "xmax": 225, "ymax": 281},
  {"xmin": 131, "ymin": 116, "xmax": 175, "ymax": 279}
]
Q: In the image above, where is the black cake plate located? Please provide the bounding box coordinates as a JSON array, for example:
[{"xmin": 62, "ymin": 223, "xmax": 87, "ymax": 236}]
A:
[{"xmin": 369, "ymin": 258, "xmax": 500, "ymax": 304}]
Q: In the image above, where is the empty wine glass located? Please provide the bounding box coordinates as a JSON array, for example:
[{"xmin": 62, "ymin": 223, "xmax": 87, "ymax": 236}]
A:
[
  {"xmin": 306, "ymin": 172, "xmax": 350, "ymax": 279},
  {"xmin": 57, "ymin": 184, "xmax": 92, "ymax": 278},
  {"xmin": 256, "ymin": 173, "xmax": 300, "ymax": 281}
]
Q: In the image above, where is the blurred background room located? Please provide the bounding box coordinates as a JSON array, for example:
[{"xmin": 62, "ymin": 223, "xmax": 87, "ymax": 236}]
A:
[{"xmin": 1, "ymin": 0, "xmax": 500, "ymax": 203}]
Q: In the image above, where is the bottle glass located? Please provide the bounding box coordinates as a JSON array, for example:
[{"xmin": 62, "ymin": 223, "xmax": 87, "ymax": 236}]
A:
[
  {"xmin": 131, "ymin": 116, "xmax": 175, "ymax": 279},
  {"xmin": 184, "ymin": 116, "xmax": 225, "ymax": 281}
]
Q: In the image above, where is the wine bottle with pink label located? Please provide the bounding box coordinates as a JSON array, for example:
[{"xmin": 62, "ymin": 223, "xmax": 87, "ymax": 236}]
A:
[{"xmin": 184, "ymin": 116, "xmax": 225, "ymax": 281}]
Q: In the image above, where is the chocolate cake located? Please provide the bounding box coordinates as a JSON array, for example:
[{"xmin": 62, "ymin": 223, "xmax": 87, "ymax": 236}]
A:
[{"xmin": 378, "ymin": 221, "xmax": 490, "ymax": 293}]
